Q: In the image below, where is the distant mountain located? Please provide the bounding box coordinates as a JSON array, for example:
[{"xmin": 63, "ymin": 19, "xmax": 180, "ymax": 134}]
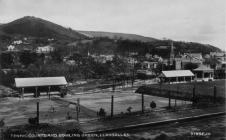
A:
[
  {"xmin": 0, "ymin": 16, "xmax": 222, "ymax": 54},
  {"xmin": 0, "ymin": 16, "xmax": 87, "ymax": 40},
  {"xmin": 78, "ymin": 30, "xmax": 157, "ymax": 42}
]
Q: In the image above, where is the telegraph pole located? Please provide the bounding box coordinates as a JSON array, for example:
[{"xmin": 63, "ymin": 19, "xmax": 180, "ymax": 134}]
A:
[
  {"xmin": 111, "ymin": 95, "xmax": 114, "ymax": 117},
  {"xmin": 168, "ymin": 91, "xmax": 171, "ymax": 108},
  {"xmin": 35, "ymin": 86, "xmax": 39, "ymax": 125},
  {"xmin": 192, "ymin": 86, "xmax": 196, "ymax": 105},
  {"xmin": 37, "ymin": 101, "xmax": 39, "ymax": 125},
  {"xmin": 214, "ymin": 85, "xmax": 217, "ymax": 104},
  {"xmin": 77, "ymin": 98, "xmax": 80, "ymax": 121},
  {"xmin": 141, "ymin": 93, "xmax": 144, "ymax": 113}
]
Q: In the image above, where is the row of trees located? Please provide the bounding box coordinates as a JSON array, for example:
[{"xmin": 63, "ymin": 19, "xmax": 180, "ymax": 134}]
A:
[{"xmin": 0, "ymin": 50, "xmax": 133, "ymax": 86}]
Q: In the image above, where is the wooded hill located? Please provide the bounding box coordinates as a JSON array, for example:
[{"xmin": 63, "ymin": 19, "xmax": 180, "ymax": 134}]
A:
[{"xmin": 0, "ymin": 16, "xmax": 222, "ymax": 57}]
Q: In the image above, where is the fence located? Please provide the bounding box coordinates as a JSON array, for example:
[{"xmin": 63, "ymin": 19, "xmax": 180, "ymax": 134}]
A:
[{"xmin": 136, "ymin": 85, "xmax": 225, "ymax": 103}]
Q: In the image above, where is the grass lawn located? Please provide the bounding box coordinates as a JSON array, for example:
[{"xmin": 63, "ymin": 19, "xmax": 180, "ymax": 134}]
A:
[{"xmin": 64, "ymin": 87, "xmax": 190, "ymax": 117}]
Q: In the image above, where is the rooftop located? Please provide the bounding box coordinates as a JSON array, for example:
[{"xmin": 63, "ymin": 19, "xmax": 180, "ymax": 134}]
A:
[
  {"xmin": 159, "ymin": 70, "xmax": 194, "ymax": 78},
  {"xmin": 15, "ymin": 77, "xmax": 67, "ymax": 88},
  {"xmin": 193, "ymin": 65, "xmax": 214, "ymax": 71}
]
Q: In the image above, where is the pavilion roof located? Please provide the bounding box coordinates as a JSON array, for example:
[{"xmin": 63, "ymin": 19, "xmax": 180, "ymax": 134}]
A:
[
  {"xmin": 159, "ymin": 70, "xmax": 194, "ymax": 78},
  {"xmin": 193, "ymin": 65, "xmax": 213, "ymax": 72},
  {"xmin": 15, "ymin": 77, "xmax": 67, "ymax": 88}
]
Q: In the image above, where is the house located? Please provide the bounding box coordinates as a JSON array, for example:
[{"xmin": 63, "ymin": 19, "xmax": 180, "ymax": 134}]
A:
[
  {"xmin": 36, "ymin": 45, "xmax": 54, "ymax": 54},
  {"xmin": 185, "ymin": 53, "xmax": 203, "ymax": 60},
  {"xmin": 157, "ymin": 46, "xmax": 168, "ymax": 49},
  {"xmin": 137, "ymin": 69, "xmax": 155, "ymax": 79},
  {"xmin": 141, "ymin": 61, "xmax": 158, "ymax": 69},
  {"xmin": 204, "ymin": 54, "xmax": 211, "ymax": 59},
  {"xmin": 181, "ymin": 53, "xmax": 203, "ymax": 65},
  {"xmin": 126, "ymin": 57, "xmax": 138, "ymax": 65},
  {"xmin": 91, "ymin": 54, "xmax": 114, "ymax": 63},
  {"xmin": 210, "ymin": 52, "xmax": 226, "ymax": 62},
  {"xmin": 13, "ymin": 40, "xmax": 22, "ymax": 45},
  {"xmin": 193, "ymin": 65, "xmax": 214, "ymax": 82},
  {"xmin": 7, "ymin": 45, "xmax": 15, "ymax": 51},
  {"xmin": 174, "ymin": 53, "xmax": 203, "ymax": 70},
  {"xmin": 128, "ymin": 52, "xmax": 138, "ymax": 56},
  {"xmin": 145, "ymin": 53, "xmax": 152, "ymax": 59},
  {"xmin": 48, "ymin": 38, "xmax": 54, "ymax": 42},
  {"xmin": 158, "ymin": 70, "xmax": 194, "ymax": 83},
  {"xmin": 65, "ymin": 60, "xmax": 76, "ymax": 66},
  {"xmin": 215, "ymin": 61, "xmax": 226, "ymax": 79}
]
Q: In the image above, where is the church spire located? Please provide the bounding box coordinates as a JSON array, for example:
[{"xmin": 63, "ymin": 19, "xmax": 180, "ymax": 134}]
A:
[{"xmin": 170, "ymin": 41, "xmax": 174, "ymax": 65}]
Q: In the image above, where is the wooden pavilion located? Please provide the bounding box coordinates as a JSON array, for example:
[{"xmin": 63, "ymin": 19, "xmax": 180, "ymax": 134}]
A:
[
  {"xmin": 15, "ymin": 77, "xmax": 68, "ymax": 98},
  {"xmin": 159, "ymin": 70, "xmax": 194, "ymax": 83}
]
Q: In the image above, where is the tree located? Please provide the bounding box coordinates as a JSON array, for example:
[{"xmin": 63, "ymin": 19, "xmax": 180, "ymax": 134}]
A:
[
  {"xmin": 0, "ymin": 118, "xmax": 5, "ymax": 127},
  {"xmin": 98, "ymin": 108, "xmax": 106, "ymax": 118},
  {"xmin": 112, "ymin": 55, "xmax": 129, "ymax": 74},
  {"xmin": 0, "ymin": 53, "xmax": 13, "ymax": 68},
  {"xmin": 204, "ymin": 57, "xmax": 220, "ymax": 69},
  {"xmin": 19, "ymin": 51, "xmax": 38, "ymax": 67},
  {"xmin": 150, "ymin": 101, "xmax": 156, "ymax": 110},
  {"xmin": 184, "ymin": 62, "xmax": 198, "ymax": 70},
  {"xmin": 127, "ymin": 106, "xmax": 132, "ymax": 113}
]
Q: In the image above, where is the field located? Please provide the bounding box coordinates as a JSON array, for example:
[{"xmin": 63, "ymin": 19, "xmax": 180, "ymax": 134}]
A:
[
  {"xmin": 0, "ymin": 82, "xmax": 190, "ymax": 127},
  {"xmin": 0, "ymin": 79, "xmax": 224, "ymax": 128},
  {"xmin": 0, "ymin": 79, "xmax": 225, "ymax": 140}
]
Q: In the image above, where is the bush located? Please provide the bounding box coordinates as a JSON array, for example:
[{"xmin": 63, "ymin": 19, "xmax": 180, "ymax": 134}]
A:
[
  {"xmin": 150, "ymin": 101, "xmax": 156, "ymax": 109},
  {"xmin": 98, "ymin": 108, "xmax": 106, "ymax": 118},
  {"xmin": 127, "ymin": 106, "xmax": 132, "ymax": 113},
  {"xmin": 28, "ymin": 117, "xmax": 38, "ymax": 125}
]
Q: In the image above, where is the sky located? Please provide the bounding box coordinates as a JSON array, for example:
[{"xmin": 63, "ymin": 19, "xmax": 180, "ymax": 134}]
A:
[{"xmin": 0, "ymin": 0, "xmax": 225, "ymax": 50}]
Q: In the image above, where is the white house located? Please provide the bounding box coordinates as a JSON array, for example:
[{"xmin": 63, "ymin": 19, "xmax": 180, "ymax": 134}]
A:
[
  {"xmin": 91, "ymin": 54, "xmax": 114, "ymax": 63},
  {"xmin": 126, "ymin": 57, "xmax": 138, "ymax": 65},
  {"xmin": 210, "ymin": 52, "xmax": 226, "ymax": 62},
  {"xmin": 66, "ymin": 60, "xmax": 76, "ymax": 66},
  {"xmin": 7, "ymin": 45, "xmax": 15, "ymax": 51},
  {"xmin": 36, "ymin": 45, "xmax": 54, "ymax": 54},
  {"xmin": 141, "ymin": 61, "xmax": 158, "ymax": 69},
  {"xmin": 13, "ymin": 40, "xmax": 22, "ymax": 45}
]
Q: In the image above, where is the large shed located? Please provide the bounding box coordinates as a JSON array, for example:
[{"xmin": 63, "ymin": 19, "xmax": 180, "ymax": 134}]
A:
[
  {"xmin": 159, "ymin": 70, "xmax": 194, "ymax": 83},
  {"xmin": 15, "ymin": 77, "xmax": 68, "ymax": 98}
]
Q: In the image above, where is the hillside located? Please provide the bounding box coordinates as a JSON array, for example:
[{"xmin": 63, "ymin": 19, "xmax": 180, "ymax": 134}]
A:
[
  {"xmin": 78, "ymin": 30, "xmax": 157, "ymax": 42},
  {"xmin": 0, "ymin": 16, "xmax": 222, "ymax": 55},
  {"xmin": 0, "ymin": 16, "xmax": 87, "ymax": 40}
]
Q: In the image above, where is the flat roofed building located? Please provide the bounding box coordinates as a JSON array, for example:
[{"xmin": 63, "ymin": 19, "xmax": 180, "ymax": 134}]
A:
[
  {"xmin": 36, "ymin": 45, "xmax": 54, "ymax": 54},
  {"xmin": 159, "ymin": 70, "xmax": 194, "ymax": 83}
]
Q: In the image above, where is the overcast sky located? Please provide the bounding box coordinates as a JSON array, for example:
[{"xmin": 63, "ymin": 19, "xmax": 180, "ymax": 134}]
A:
[{"xmin": 0, "ymin": 0, "xmax": 225, "ymax": 50}]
